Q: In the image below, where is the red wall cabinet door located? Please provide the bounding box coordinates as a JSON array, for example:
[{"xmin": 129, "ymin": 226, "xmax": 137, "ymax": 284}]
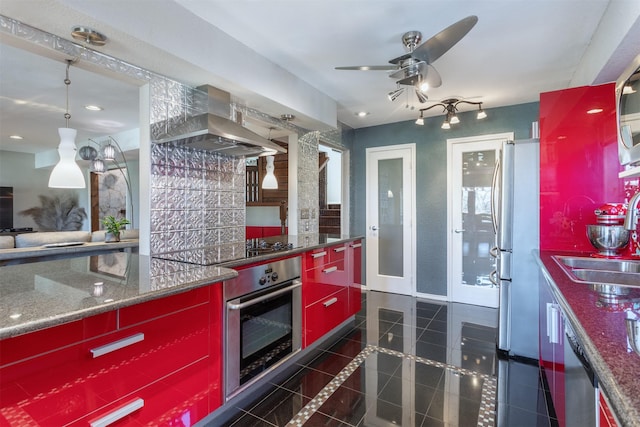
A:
[{"xmin": 539, "ymin": 83, "xmax": 625, "ymax": 252}]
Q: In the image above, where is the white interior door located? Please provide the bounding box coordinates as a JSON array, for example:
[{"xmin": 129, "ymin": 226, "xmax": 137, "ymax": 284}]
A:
[
  {"xmin": 366, "ymin": 144, "xmax": 415, "ymax": 295},
  {"xmin": 447, "ymin": 133, "xmax": 512, "ymax": 307}
]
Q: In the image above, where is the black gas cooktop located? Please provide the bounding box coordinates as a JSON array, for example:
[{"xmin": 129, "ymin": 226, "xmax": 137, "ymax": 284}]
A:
[{"xmin": 154, "ymin": 239, "xmax": 298, "ymax": 267}]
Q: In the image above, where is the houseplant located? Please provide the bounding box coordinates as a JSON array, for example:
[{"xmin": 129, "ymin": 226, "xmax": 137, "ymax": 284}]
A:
[{"xmin": 101, "ymin": 215, "xmax": 131, "ymax": 242}]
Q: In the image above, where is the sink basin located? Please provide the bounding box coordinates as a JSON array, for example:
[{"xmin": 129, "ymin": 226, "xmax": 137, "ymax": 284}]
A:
[
  {"xmin": 572, "ymin": 269, "xmax": 640, "ymax": 287},
  {"xmin": 555, "ymin": 256, "xmax": 640, "ymax": 273},
  {"xmin": 552, "ymin": 256, "xmax": 640, "ymax": 288}
]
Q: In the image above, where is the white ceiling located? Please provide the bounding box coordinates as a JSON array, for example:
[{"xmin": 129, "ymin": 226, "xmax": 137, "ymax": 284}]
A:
[{"xmin": 1, "ymin": 0, "xmax": 640, "ymax": 154}]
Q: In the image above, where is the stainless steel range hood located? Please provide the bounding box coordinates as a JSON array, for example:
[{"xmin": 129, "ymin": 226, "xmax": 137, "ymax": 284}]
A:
[{"xmin": 154, "ymin": 85, "xmax": 286, "ymax": 157}]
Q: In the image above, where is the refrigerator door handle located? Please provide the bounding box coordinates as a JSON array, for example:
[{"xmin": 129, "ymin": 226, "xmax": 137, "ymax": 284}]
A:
[
  {"xmin": 490, "ymin": 152, "xmax": 501, "ymax": 235},
  {"xmin": 489, "ymin": 246, "xmax": 499, "ymax": 258},
  {"xmin": 490, "ymin": 269, "xmax": 499, "ymax": 287}
]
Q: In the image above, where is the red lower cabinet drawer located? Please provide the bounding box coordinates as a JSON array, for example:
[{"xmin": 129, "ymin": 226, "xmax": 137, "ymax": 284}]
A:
[
  {"xmin": 303, "ymin": 260, "xmax": 347, "ymax": 306},
  {"xmin": 0, "ymin": 303, "xmax": 209, "ymax": 426},
  {"xmin": 79, "ymin": 358, "xmax": 212, "ymax": 427},
  {"xmin": 303, "ymin": 288, "xmax": 348, "ymax": 347}
]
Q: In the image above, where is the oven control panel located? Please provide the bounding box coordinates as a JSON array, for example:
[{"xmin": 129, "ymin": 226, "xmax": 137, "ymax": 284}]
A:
[{"xmin": 224, "ymin": 256, "xmax": 301, "ymax": 300}]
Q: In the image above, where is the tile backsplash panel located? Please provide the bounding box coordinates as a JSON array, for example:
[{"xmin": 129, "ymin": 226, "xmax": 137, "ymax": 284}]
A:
[{"xmin": 149, "ymin": 142, "xmax": 245, "ymax": 262}]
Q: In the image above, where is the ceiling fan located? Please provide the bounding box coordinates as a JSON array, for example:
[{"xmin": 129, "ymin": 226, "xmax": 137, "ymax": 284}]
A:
[{"xmin": 335, "ymin": 15, "xmax": 478, "ymax": 103}]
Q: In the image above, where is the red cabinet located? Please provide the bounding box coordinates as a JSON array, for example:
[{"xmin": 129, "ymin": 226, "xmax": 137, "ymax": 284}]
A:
[
  {"xmin": 302, "ymin": 241, "xmax": 362, "ymax": 348},
  {"xmin": 539, "ymin": 273, "xmax": 566, "ymax": 426},
  {"xmin": 0, "ymin": 284, "xmax": 223, "ymax": 426},
  {"xmin": 347, "ymin": 240, "xmax": 363, "ymax": 315},
  {"xmin": 539, "ymin": 84, "xmax": 625, "ymax": 252},
  {"xmin": 599, "ymin": 389, "xmax": 619, "ymax": 427}
]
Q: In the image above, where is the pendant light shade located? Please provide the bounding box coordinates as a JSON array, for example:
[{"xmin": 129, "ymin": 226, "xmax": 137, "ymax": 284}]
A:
[
  {"xmin": 91, "ymin": 158, "xmax": 106, "ymax": 174},
  {"xmin": 49, "ymin": 59, "xmax": 85, "ymax": 188},
  {"xmin": 48, "ymin": 128, "xmax": 85, "ymax": 188},
  {"xmin": 261, "ymin": 155, "xmax": 278, "ymax": 189},
  {"xmin": 103, "ymin": 142, "xmax": 116, "ymax": 160}
]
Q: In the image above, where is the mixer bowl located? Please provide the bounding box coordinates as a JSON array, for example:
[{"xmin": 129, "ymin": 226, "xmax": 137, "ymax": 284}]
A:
[{"xmin": 586, "ymin": 225, "xmax": 630, "ymax": 256}]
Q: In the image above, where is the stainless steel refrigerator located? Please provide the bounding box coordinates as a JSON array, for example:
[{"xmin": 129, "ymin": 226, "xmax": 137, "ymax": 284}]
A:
[{"xmin": 491, "ymin": 138, "xmax": 540, "ymax": 359}]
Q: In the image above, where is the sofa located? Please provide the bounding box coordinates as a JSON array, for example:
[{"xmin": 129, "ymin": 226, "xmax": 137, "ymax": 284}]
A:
[{"xmin": 2, "ymin": 229, "xmax": 140, "ymax": 249}]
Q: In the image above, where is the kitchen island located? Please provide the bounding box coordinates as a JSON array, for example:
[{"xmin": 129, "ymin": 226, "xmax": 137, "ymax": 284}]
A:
[
  {"xmin": 0, "ymin": 234, "xmax": 363, "ymax": 426},
  {"xmin": 536, "ymin": 250, "xmax": 640, "ymax": 427}
]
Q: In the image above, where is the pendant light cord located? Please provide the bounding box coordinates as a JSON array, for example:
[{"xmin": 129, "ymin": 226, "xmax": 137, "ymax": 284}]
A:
[{"xmin": 64, "ymin": 59, "xmax": 73, "ymax": 127}]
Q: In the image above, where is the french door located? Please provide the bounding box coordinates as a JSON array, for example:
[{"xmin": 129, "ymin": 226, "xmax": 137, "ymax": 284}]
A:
[
  {"xmin": 447, "ymin": 133, "xmax": 512, "ymax": 307},
  {"xmin": 365, "ymin": 144, "xmax": 415, "ymax": 295}
]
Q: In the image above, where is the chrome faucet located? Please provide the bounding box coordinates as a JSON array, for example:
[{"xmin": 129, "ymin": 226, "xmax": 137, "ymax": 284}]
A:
[{"xmin": 624, "ymin": 192, "xmax": 640, "ymax": 231}]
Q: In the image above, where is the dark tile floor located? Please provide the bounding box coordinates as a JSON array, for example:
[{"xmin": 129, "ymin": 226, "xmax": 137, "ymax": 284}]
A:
[{"xmin": 212, "ymin": 291, "xmax": 557, "ymax": 427}]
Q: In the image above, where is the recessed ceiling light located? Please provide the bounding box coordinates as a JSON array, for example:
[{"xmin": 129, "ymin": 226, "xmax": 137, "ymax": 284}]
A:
[
  {"xmin": 587, "ymin": 108, "xmax": 603, "ymax": 114},
  {"xmin": 84, "ymin": 105, "xmax": 103, "ymax": 111},
  {"xmin": 356, "ymin": 111, "xmax": 369, "ymax": 117},
  {"xmin": 9, "ymin": 135, "xmax": 23, "ymax": 140}
]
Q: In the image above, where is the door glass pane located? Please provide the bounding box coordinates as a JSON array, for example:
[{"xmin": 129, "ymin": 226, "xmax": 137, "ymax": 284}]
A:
[
  {"xmin": 461, "ymin": 150, "xmax": 496, "ymax": 287},
  {"xmin": 378, "ymin": 158, "xmax": 403, "ymax": 277}
]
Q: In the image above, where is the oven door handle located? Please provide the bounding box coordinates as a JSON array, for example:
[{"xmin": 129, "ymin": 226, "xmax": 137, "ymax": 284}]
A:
[{"xmin": 227, "ymin": 280, "xmax": 301, "ymax": 310}]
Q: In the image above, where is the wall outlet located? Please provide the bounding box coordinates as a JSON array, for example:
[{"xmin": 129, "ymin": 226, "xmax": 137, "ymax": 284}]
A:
[
  {"xmin": 310, "ymin": 209, "xmax": 316, "ymax": 219},
  {"xmin": 300, "ymin": 208, "xmax": 310, "ymax": 219}
]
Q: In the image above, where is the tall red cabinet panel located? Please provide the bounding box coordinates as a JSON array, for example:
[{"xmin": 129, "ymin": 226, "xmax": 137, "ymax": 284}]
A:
[{"xmin": 539, "ymin": 83, "xmax": 625, "ymax": 252}]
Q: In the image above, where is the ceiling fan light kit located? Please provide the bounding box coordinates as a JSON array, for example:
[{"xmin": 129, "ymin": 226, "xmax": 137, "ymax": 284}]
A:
[
  {"xmin": 335, "ymin": 15, "xmax": 478, "ymax": 106},
  {"xmin": 419, "ymin": 98, "xmax": 488, "ymax": 129}
]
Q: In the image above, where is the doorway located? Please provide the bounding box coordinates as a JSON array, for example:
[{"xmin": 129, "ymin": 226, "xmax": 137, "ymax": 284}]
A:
[
  {"xmin": 365, "ymin": 144, "xmax": 416, "ymax": 295},
  {"xmin": 447, "ymin": 133, "xmax": 513, "ymax": 307}
]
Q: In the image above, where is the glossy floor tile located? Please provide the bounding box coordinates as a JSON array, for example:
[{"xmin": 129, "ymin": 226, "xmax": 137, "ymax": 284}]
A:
[{"xmin": 212, "ymin": 291, "xmax": 556, "ymax": 427}]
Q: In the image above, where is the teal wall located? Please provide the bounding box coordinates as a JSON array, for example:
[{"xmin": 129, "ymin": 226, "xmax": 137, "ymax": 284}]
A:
[{"xmin": 348, "ymin": 102, "xmax": 539, "ymax": 295}]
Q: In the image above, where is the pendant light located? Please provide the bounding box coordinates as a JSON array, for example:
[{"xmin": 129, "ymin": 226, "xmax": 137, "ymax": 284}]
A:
[
  {"xmin": 261, "ymin": 127, "xmax": 278, "ymax": 189},
  {"xmin": 48, "ymin": 59, "xmax": 85, "ymax": 188},
  {"xmin": 262, "ymin": 156, "xmax": 278, "ymax": 189}
]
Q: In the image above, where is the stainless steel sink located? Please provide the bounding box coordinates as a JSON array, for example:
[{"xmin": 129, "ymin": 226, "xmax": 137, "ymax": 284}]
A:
[
  {"xmin": 552, "ymin": 256, "xmax": 640, "ymax": 288},
  {"xmin": 555, "ymin": 256, "xmax": 640, "ymax": 273}
]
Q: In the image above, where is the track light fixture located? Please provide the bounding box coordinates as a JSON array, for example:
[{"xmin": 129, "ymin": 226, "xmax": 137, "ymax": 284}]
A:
[{"xmin": 418, "ymin": 98, "xmax": 488, "ymax": 129}]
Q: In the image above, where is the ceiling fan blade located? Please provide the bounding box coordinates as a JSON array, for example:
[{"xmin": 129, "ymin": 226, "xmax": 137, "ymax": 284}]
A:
[
  {"xmin": 411, "ymin": 15, "xmax": 478, "ymax": 64},
  {"xmin": 335, "ymin": 65, "xmax": 398, "ymax": 71}
]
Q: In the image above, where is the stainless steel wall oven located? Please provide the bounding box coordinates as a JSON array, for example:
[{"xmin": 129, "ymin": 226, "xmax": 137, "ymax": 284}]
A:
[{"xmin": 224, "ymin": 256, "xmax": 301, "ymax": 400}]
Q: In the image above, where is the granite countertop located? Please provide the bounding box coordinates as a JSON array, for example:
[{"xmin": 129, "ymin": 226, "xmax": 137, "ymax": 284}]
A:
[
  {"xmin": 535, "ymin": 250, "xmax": 640, "ymax": 427},
  {"xmin": 0, "ymin": 249, "xmax": 237, "ymax": 340},
  {"xmin": 152, "ymin": 233, "xmax": 365, "ymax": 268},
  {"xmin": 0, "ymin": 234, "xmax": 364, "ymax": 340},
  {"xmin": 0, "ymin": 240, "xmax": 140, "ymax": 265}
]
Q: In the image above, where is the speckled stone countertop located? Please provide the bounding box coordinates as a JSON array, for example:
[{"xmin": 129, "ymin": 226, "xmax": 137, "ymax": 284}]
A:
[
  {"xmin": 153, "ymin": 233, "xmax": 364, "ymax": 269},
  {"xmin": 0, "ymin": 249, "xmax": 237, "ymax": 340},
  {"xmin": 535, "ymin": 250, "xmax": 640, "ymax": 427},
  {"xmin": 0, "ymin": 234, "xmax": 364, "ymax": 341}
]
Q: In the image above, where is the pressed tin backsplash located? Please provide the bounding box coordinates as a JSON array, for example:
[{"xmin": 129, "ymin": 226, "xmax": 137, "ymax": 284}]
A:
[{"xmin": 149, "ymin": 142, "xmax": 246, "ymax": 263}]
